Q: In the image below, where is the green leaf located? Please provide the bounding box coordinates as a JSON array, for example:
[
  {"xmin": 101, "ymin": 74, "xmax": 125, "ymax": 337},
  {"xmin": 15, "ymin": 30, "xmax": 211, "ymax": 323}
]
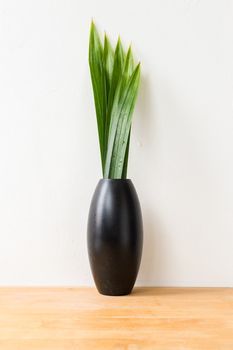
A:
[
  {"xmin": 89, "ymin": 22, "xmax": 107, "ymax": 173},
  {"xmin": 109, "ymin": 38, "xmax": 125, "ymax": 105},
  {"xmin": 103, "ymin": 34, "xmax": 115, "ymax": 161},
  {"xmin": 109, "ymin": 47, "xmax": 135, "ymax": 177},
  {"xmin": 110, "ymin": 63, "xmax": 140, "ymax": 178},
  {"xmin": 104, "ymin": 38, "xmax": 125, "ymax": 160},
  {"xmin": 104, "ymin": 63, "xmax": 141, "ymax": 178},
  {"xmin": 121, "ymin": 128, "xmax": 131, "ymax": 179},
  {"xmin": 88, "ymin": 22, "xmax": 141, "ymax": 179},
  {"xmin": 103, "ymin": 34, "xmax": 114, "ymax": 97}
]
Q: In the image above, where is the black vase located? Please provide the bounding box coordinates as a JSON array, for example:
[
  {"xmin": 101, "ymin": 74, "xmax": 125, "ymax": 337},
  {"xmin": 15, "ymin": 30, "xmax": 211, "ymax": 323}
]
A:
[{"xmin": 87, "ymin": 179, "xmax": 143, "ymax": 296}]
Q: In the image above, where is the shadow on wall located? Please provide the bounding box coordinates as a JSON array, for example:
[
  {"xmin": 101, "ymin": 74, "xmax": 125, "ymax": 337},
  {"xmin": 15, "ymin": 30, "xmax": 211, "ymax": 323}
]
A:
[
  {"xmin": 134, "ymin": 72, "xmax": 168, "ymax": 286},
  {"xmin": 134, "ymin": 72, "xmax": 154, "ymax": 145},
  {"xmin": 137, "ymin": 207, "xmax": 168, "ymax": 286}
]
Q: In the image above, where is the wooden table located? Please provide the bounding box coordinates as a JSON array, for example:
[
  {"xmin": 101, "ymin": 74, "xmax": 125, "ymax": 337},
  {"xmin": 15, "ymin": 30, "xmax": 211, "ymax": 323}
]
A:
[{"xmin": 0, "ymin": 287, "xmax": 232, "ymax": 349}]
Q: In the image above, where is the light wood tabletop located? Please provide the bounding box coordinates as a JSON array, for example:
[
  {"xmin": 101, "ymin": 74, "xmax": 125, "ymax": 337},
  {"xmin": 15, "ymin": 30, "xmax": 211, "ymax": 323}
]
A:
[{"xmin": 0, "ymin": 287, "xmax": 232, "ymax": 349}]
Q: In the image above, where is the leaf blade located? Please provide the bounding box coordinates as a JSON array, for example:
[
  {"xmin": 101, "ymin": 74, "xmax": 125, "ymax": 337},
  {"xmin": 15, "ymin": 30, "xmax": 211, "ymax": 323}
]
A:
[
  {"xmin": 89, "ymin": 22, "xmax": 107, "ymax": 173},
  {"xmin": 103, "ymin": 38, "xmax": 125, "ymax": 166},
  {"xmin": 103, "ymin": 34, "xmax": 114, "ymax": 96},
  {"xmin": 110, "ymin": 47, "xmax": 135, "ymax": 177},
  {"xmin": 104, "ymin": 63, "xmax": 141, "ymax": 178},
  {"xmin": 121, "ymin": 128, "xmax": 131, "ymax": 179}
]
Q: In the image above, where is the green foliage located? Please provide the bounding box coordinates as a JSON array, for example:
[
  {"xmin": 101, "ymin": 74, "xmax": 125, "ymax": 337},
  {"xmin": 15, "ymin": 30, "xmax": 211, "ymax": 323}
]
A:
[{"xmin": 89, "ymin": 22, "xmax": 141, "ymax": 178}]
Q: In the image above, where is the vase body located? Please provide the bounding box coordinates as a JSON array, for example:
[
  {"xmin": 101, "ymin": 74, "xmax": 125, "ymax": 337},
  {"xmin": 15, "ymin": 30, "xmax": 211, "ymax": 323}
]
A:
[{"xmin": 87, "ymin": 179, "xmax": 143, "ymax": 296}]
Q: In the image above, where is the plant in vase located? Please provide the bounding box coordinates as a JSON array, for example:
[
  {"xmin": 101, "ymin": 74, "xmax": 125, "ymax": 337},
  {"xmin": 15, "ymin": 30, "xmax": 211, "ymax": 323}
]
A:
[{"xmin": 87, "ymin": 22, "xmax": 143, "ymax": 296}]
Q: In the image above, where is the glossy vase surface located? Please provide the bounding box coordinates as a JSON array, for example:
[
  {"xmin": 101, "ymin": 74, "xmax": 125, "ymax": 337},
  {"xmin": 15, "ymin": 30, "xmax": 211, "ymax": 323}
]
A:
[{"xmin": 87, "ymin": 179, "xmax": 143, "ymax": 296}]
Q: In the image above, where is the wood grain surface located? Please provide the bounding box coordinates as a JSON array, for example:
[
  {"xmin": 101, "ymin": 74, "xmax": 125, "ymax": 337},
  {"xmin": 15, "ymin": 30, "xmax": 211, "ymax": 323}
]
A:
[{"xmin": 0, "ymin": 287, "xmax": 232, "ymax": 349}]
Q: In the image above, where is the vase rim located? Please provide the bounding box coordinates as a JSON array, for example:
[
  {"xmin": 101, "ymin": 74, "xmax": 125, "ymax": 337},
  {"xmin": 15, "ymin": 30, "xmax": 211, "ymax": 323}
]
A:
[{"xmin": 100, "ymin": 178, "xmax": 132, "ymax": 181}]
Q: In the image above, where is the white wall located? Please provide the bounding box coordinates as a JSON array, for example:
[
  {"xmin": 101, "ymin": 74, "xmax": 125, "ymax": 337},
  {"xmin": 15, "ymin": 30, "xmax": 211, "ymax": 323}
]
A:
[{"xmin": 0, "ymin": 0, "xmax": 232, "ymax": 287}]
